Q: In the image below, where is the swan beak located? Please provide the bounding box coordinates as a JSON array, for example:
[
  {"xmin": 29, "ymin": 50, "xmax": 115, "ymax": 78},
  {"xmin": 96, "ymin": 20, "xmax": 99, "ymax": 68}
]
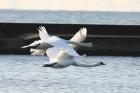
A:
[
  {"xmin": 100, "ymin": 62, "xmax": 106, "ymax": 65},
  {"xmin": 42, "ymin": 64, "xmax": 48, "ymax": 67},
  {"xmin": 42, "ymin": 63, "xmax": 57, "ymax": 67}
]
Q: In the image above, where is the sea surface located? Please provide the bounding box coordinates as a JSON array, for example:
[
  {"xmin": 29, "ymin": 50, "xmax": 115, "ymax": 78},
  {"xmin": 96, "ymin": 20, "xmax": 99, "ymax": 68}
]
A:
[
  {"xmin": 0, "ymin": 9, "xmax": 140, "ymax": 25},
  {"xmin": 0, "ymin": 10, "xmax": 140, "ymax": 93},
  {"xmin": 0, "ymin": 55, "xmax": 140, "ymax": 93}
]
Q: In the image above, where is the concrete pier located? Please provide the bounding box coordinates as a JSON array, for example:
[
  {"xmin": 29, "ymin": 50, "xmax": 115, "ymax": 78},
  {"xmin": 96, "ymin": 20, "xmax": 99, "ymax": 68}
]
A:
[{"xmin": 1, "ymin": 23, "xmax": 140, "ymax": 56}]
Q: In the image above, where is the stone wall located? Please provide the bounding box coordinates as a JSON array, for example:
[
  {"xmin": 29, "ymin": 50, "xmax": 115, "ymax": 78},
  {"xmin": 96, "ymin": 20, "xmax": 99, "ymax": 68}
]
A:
[{"xmin": 0, "ymin": 23, "xmax": 140, "ymax": 56}]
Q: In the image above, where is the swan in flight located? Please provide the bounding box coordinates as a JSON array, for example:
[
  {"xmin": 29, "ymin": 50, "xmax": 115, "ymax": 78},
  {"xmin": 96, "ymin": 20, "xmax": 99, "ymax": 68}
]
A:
[
  {"xmin": 22, "ymin": 26, "xmax": 105, "ymax": 68},
  {"xmin": 42, "ymin": 39, "xmax": 105, "ymax": 68},
  {"xmin": 22, "ymin": 26, "xmax": 93, "ymax": 56}
]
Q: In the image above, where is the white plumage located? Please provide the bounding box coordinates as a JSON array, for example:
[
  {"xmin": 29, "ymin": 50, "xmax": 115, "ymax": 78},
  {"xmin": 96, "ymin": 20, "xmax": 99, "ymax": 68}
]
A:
[
  {"xmin": 22, "ymin": 26, "xmax": 92, "ymax": 55},
  {"xmin": 22, "ymin": 26, "xmax": 105, "ymax": 68}
]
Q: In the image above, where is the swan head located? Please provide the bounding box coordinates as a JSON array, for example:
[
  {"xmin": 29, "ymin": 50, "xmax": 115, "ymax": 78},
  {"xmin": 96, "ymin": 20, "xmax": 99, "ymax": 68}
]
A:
[{"xmin": 98, "ymin": 62, "xmax": 106, "ymax": 65}]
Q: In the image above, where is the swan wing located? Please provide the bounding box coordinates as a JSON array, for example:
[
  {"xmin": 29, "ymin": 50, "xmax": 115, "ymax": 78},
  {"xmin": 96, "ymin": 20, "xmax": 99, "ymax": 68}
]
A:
[
  {"xmin": 38, "ymin": 26, "xmax": 50, "ymax": 40},
  {"xmin": 19, "ymin": 26, "xmax": 49, "ymax": 40},
  {"xmin": 46, "ymin": 36, "xmax": 80, "ymax": 56},
  {"xmin": 46, "ymin": 46, "xmax": 79, "ymax": 62},
  {"xmin": 70, "ymin": 27, "xmax": 87, "ymax": 48},
  {"xmin": 45, "ymin": 36, "xmax": 70, "ymax": 47},
  {"xmin": 30, "ymin": 48, "xmax": 46, "ymax": 56},
  {"xmin": 44, "ymin": 36, "xmax": 79, "ymax": 62},
  {"xmin": 46, "ymin": 47, "xmax": 62, "ymax": 62}
]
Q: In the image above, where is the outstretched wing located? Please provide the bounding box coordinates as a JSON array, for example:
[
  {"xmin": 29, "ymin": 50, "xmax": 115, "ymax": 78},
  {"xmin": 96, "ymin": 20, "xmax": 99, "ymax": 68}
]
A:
[
  {"xmin": 70, "ymin": 27, "xmax": 87, "ymax": 48},
  {"xmin": 38, "ymin": 26, "xmax": 50, "ymax": 40},
  {"xmin": 21, "ymin": 40, "xmax": 39, "ymax": 48},
  {"xmin": 30, "ymin": 48, "xmax": 46, "ymax": 56}
]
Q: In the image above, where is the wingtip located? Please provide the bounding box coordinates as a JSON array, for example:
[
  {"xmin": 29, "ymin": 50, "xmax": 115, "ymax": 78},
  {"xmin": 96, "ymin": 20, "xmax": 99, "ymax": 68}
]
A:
[
  {"xmin": 38, "ymin": 26, "xmax": 50, "ymax": 40},
  {"xmin": 80, "ymin": 27, "xmax": 87, "ymax": 36},
  {"xmin": 80, "ymin": 27, "xmax": 87, "ymax": 31}
]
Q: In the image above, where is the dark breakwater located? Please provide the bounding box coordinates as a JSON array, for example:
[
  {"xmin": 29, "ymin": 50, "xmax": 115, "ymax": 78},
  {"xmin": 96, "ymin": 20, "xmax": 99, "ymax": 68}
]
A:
[{"xmin": 0, "ymin": 22, "xmax": 140, "ymax": 56}]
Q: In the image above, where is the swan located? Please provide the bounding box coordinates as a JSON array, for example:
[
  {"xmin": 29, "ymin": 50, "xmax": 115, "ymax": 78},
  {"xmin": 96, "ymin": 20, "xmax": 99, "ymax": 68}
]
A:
[
  {"xmin": 42, "ymin": 37, "xmax": 105, "ymax": 68},
  {"xmin": 22, "ymin": 26, "xmax": 93, "ymax": 56}
]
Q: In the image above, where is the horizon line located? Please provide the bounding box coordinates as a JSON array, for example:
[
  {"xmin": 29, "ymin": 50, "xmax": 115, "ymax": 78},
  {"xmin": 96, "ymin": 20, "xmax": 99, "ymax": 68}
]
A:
[{"xmin": 0, "ymin": 8, "xmax": 140, "ymax": 13}]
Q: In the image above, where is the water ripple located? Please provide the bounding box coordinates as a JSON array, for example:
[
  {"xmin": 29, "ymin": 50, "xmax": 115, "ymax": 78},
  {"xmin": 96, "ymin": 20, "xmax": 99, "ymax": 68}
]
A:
[{"xmin": 0, "ymin": 55, "xmax": 140, "ymax": 93}]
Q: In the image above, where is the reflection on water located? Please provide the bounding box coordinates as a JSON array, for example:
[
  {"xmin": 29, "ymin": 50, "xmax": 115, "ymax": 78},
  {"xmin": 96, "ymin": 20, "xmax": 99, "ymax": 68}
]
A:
[{"xmin": 0, "ymin": 55, "xmax": 140, "ymax": 93}]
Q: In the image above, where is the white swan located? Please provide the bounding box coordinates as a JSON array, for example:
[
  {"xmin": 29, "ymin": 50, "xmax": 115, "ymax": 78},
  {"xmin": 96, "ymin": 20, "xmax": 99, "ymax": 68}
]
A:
[
  {"xmin": 22, "ymin": 26, "xmax": 105, "ymax": 68},
  {"xmin": 22, "ymin": 26, "xmax": 93, "ymax": 56},
  {"xmin": 42, "ymin": 37, "xmax": 105, "ymax": 68}
]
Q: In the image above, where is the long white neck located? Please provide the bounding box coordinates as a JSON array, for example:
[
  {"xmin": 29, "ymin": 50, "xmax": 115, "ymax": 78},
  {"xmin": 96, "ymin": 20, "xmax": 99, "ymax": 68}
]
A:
[
  {"xmin": 74, "ymin": 62, "xmax": 105, "ymax": 67},
  {"xmin": 65, "ymin": 40, "xmax": 93, "ymax": 48}
]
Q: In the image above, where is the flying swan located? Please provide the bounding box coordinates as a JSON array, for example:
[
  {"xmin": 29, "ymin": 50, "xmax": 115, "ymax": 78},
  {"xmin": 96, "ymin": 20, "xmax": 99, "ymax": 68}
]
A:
[
  {"xmin": 22, "ymin": 26, "xmax": 105, "ymax": 68},
  {"xmin": 22, "ymin": 26, "xmax": 92, "ymax": 55}
]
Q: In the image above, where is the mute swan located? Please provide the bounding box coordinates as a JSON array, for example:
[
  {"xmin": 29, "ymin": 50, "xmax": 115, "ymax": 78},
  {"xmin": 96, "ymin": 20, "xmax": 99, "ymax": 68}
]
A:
[
  {"xmin": 42, "ymin": 38, "xmax": 105, "ymax": 68},
  {"xmin": 22, "ymin": 26, "xmax": 93, "ymax": 56}
]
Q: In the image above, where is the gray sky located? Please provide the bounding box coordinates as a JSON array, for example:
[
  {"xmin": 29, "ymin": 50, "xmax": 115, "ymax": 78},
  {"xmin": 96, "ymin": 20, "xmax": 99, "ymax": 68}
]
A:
[{"xmin": 0, "ymin": 0, "xmax": 140, "ymax": 11}]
